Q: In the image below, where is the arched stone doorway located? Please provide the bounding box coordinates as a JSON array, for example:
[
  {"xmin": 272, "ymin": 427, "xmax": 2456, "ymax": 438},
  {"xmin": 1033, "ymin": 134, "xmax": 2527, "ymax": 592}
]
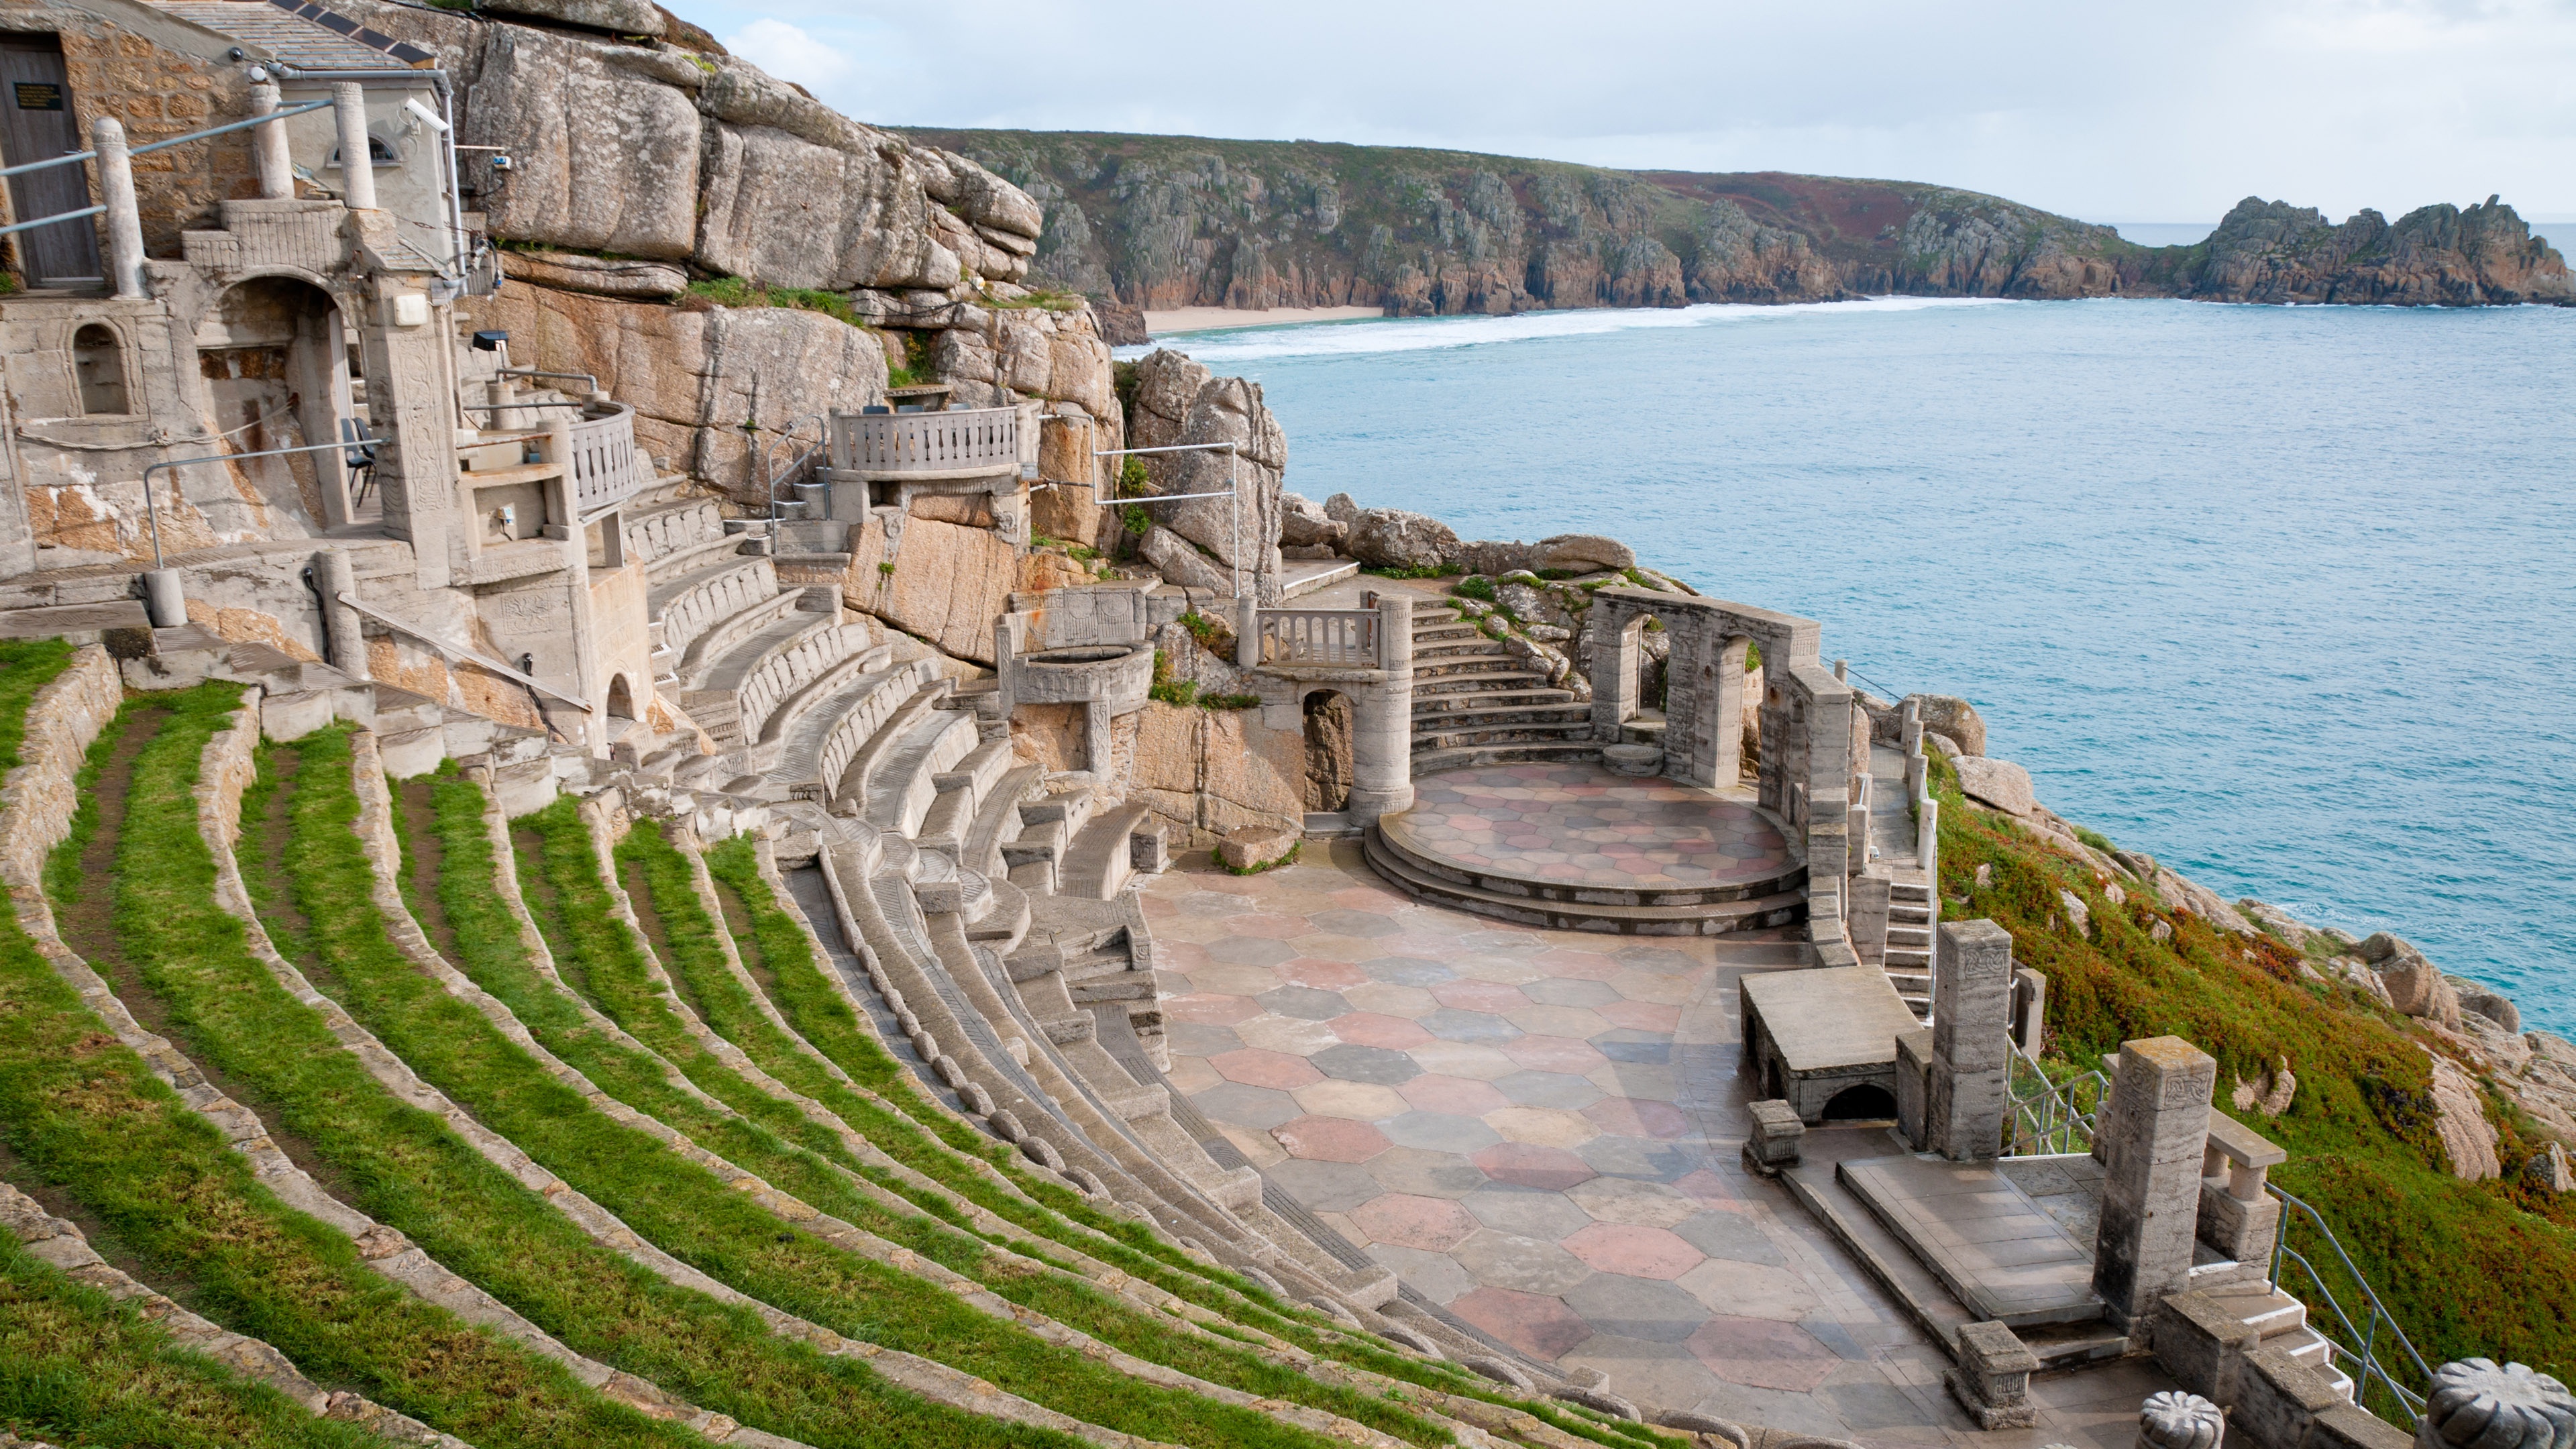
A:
[
  {"xmin": 1824, "ymin": 1083, "xmax": 1897, "ymax": 1120},
  {"xmin": 605, "ymin": 674, "xmax": 637, "ymax": 721},
  {"xmin": 195, "ymin": 276, "xmax": 356, "ymax": 532},
  {"xmin": 1303, "ymin": 688, "xmax": 1354, "ymax": 812}
]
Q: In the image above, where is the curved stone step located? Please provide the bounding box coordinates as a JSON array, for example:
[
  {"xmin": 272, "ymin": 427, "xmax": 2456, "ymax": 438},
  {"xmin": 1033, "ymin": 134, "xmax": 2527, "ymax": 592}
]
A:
[
  {"xmin": 964, "ymin": 763, "xmax": 1044, "ymax": 878},
  {"xmin": 745, "ymin": 643, "xmax": 895, "ymax": 771},
  {"xmin": 1407, "ymin": 702, "xmax": 1593, "ymax": 729},
  {"xmin": 1376, "ymin": 809, "xmax": 1805, "ymax": 908},
  {"xmin": 1411, "ymin": 722, "xmax": 1599, "ymax": 751},
  {"xmin": 1362, "ymin": 827, "xmax": 1807, "ymax": 936},
  {"xmin": 675, "ymin": 583, "xmax": 809, "ymax": 689},
  {"xmin": 1414, "ymin": 669, "xmax": 1554, "ymax": 696},
  {"xmin": 862, "ymin": 708, "xmax": 981, "ymax": 838},
  {"xmin": 1413, "ymin": 687, "xmax": 1578, "ymax": 714},
  {"xmin": 1059, "ymin": 803, "xmax": 1153, "ymax": 901},
  {"xmin": 767, "ymin": 661, "xmax": 930, "ymax": 800},
  {"xmin": 1409, "ymin": 741, "xmax": 1605, "ymax": 771}
]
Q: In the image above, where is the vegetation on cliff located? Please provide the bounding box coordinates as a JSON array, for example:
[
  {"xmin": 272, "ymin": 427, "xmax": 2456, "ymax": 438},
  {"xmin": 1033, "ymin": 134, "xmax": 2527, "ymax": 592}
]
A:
[
  {"xmin": 903, "ymin": 129, "xmax": 2573, "ymax": 317},
  {"xmin": 1925, "ymin": 751, "xmax": 2576, "ymax": 1381}
]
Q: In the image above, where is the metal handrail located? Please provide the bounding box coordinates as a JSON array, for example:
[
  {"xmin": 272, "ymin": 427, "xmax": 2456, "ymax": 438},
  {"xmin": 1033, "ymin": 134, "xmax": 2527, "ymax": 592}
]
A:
[
  {"xmin": 761, "ymin": 412, "xmax": 826, "ymax": 531},
  {"xmin": 2267, "ymin": 1186, "xmax": 2434, "ymax": 1426},
  {"xmin": 2005, "ymin": 1046, "xmax": 2105, "ymax": 1156},
  {"xmin": 0, "ymin": 97, "xmax": 331, "ymax": 178}
]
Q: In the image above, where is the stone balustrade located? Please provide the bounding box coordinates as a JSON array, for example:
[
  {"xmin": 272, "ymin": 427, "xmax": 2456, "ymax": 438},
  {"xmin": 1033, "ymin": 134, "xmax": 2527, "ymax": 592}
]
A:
[
  {"xmin": 2200, "ymin": 1114, "xmax": 2288, "ymax": 1265},
  {"xmin": 1255, "ymin": 607, "xmax": 1380, "ymax": 667},
  {"xmin": 832, "ymin": 405, "xmax": 1021, "ymax": 480}
]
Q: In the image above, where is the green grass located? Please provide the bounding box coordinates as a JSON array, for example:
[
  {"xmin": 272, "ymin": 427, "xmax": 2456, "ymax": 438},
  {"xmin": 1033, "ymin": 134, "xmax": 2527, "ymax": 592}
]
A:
[
  {"xmin": 1449, "ymin": 576, "xmax": 1495, "ymax": 602},
  {"xmin": 233, "ymin": 729, "xmax": 1092, "ymax": 1449},
  {"xmin": 485, "ymin": 795, "xmax": 1354, "ymax": 1449},
  {"xmin": 1361, "ymin": 564, "xmax": 1460, "ymax": 580},
  {"xmin": 25, "ymin": 686, "xmax": 705, "ymax": 1449},
  {"xmin": 619, "ymin": 823, "xmax": 1445, "ymax": 1446},
  {"xmin": 686, "ymin": 276, "xmax": 861, "ymax": 327},
  {"xmin": 1219, "ymin": 842, "xmax": 1301, "ymax": 876},
  {"xmin": 1927, "ymin": 751, "xmax": 2576, "ymax": 1380},
  {"xmin": 0, "ymin": 1232, "xmax": 396, "ymax": 1449}
]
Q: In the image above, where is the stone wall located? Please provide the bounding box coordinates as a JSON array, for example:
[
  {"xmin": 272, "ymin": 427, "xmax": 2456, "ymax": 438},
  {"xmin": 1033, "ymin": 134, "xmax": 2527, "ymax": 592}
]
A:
[{"xmin": 1126, "ymin": 700, "xmax": 1305, "ymax": 847}]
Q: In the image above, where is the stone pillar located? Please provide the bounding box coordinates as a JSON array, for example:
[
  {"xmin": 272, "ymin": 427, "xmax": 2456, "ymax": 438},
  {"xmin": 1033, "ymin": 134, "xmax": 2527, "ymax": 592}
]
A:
[
  {"xmin": 1345, "ymin": 592, "xmax": 1415, "ymax": 826},
  {"xmin": 1235, "ymin": 592, "xmax": 1259, "ymax": 669},
  {"xmin": 1712, "ymin": 635, "xmax": 1748, "ymax": 784},
  {"xmin": 1588, "ymin": 606, "xmax": 1637, "ymax": 742},
  {"xmin": 315, "ymin": 549, "xmax": 368, "ymax": 681},
  {"xmin": 1849, "ymin": 875, "xmax": 1890, "ymax": 965},
  {"xmin": 1894, "ymin": 1026, "xmax": 1931, "ymax": 1148},
  {"xmin": 352, "ymin": 256, "xmax": 463, "ymax": 589},
  {"xmin": 90, "ymin": 117, "xmax": 146, "ymax": 300},
  {"xmin": 331, "ymin": 82, "xmax": 376, "ymax": 211},
  {"xmin": 2093, "ymin": 1036, "xmax": 2218, "ymax": 1330},
  {"xmin": 252, "ymin": 82, "xmax": 294, "ymax": 199},
  {"xmin": 2012, "ymin": 967, "xmax": 2047, "ymax": 1055},
  {"xmin": 1927, "ymin": 919, "xmax": 2013, "ymax": 1161}
]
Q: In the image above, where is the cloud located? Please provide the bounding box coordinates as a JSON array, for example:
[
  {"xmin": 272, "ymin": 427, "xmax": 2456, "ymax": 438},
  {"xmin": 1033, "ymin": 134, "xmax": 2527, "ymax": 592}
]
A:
[
  {"xmin": 669, "ymin": 0, "xmax": 2576, "ymax": 220},
  {"xmin": 719, "ymin": 17, "xmax": 854, "ymax": 92}
]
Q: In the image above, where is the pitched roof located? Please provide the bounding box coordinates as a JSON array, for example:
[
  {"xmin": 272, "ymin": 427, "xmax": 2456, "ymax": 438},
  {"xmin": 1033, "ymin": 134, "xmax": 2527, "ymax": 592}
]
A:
[{"xmin": 150, "ymin": 0, "xmax": 439, "ymax": 70}]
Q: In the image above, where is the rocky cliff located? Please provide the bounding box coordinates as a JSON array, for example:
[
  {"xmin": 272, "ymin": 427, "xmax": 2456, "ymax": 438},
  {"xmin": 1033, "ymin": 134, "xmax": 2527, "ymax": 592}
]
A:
[
  {"xmin": 899, "ymin": 130, "xmax": 2575, "ymax": 317},
  {"xmin": 317, "ymin": 0, "xmax": 1120, "ymax": 502}
]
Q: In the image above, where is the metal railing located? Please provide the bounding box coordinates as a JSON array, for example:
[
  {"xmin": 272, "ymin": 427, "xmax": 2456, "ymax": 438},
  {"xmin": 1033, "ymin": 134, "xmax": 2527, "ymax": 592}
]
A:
[
  {"xmin": 0, "ymin": 98, "xmax": 332, "ymax": 239},
  {"xmin": 566, "ymin": 402, "xmax": 647, "ymax": 515},
  {"xmin": 832, "ymin": 405, "xmax": 1019, "ymax": 477},
  {"xmin": 2267, "ymin": 1187, "xmax": 2434, "ymax": 1428},
  {"xmin": 1257, "ymin": 608, "xmax": 1380, "ymax": 666},
  {"xmin": 2005, "ymin": 1045, "xmax": 2105, "ymax": 1156}
]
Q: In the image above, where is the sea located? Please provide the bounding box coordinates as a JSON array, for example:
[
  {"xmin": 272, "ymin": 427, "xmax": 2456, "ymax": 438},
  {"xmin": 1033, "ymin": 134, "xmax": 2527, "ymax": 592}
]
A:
[{"xmin": 1129, "ymin": 292, "xmax": 2576, "ymax": 1036}]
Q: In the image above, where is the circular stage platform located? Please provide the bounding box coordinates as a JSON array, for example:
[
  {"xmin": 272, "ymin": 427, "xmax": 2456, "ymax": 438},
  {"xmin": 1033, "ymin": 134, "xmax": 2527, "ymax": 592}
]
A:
[{"xmin": 1366, "ymin": 762, "xmax": 1808, "ymax": 934}]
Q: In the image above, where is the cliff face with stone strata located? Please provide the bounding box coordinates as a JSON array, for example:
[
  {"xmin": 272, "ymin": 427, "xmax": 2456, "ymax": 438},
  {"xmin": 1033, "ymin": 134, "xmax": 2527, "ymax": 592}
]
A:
[
  {"xmin": 310, "ymin": 0, "xmax": 1120, "ymax": 508},
  {"xmin": 900, "ymin": 130, "xmax": 2575, "ymax": 317}
]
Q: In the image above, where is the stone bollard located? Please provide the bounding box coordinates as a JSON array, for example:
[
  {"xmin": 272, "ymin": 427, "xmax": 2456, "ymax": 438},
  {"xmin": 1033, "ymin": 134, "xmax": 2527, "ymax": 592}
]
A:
[
  {"xmin": 252, "ymin": 80, "xmax": 294, "ymax": 199},
  {"xmin": 2417, "ymin": 1359, "xmax": 2576, "ymax": 1449},
  {"xmin": 1741, "ymin": 1099, "xmax": 1803, "ymax": 1177},
  {"xmin": 2140, "ymin": 1390, "xmax": 2226, "ymax": 1449},
  {"xmin": 1945, "ymin": 1320, "xmax": 2041, "ymax": 1429},
  {"xmin": 91, "ymin": 117, "xmax": 146, "ymax": 299}
]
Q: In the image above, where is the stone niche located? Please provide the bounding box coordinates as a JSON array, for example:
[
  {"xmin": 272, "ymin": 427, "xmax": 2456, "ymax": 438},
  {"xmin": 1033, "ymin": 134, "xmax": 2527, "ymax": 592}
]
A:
[{"xmin": 996, "ymin": 582, "xmax": 1155, "ymax": 773}]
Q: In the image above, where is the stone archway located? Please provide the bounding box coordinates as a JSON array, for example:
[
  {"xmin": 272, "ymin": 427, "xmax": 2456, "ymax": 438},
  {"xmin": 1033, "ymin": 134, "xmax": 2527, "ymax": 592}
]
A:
[
  {"xmin": 196, "ymin": 276, "xmax": 356, "ymax": 530},
  {"xmin": 1825, "ymin": 1083, "xmax": 1898, "ymax": 1120},
  {"xmin": 605, "ymin": 674, "xmax": 637, "ymax": 721}
]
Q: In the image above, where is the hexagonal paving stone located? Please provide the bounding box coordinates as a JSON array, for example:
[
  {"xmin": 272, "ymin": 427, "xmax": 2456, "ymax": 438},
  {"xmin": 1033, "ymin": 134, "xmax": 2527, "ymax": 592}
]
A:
[
  {"xmin": 1257, "ymin": 983, "xmax": 1353, "ymax": 1021},
  {"xmin": 1430, "ymin": 979, "xmax": 1530, "ymax": 1014},
  {"xmin": 1273, "ymin": 1114, "xmax": 1391, "ymax": 1162},
  {"xmin": 1670, "ymin": 1208, "xmax": 1791, "ymax": 1267},
  {"xmin": 1190, "ymin": 964, "xmax": 1287, "ymax": 998},
  {"xmin": 1407, "ymin": 1040, "xmax": 1519, "ymax": 1081},
  {"xmin": 1233, "ymin": 1014, "xmax": 1338, "ymax": 1057},
  {"xmin": 1563, "ymin": 1222, "xmax": 1705, "ymax": 1280},
  {"xmin": 1452, "ymin": 1230, "xmax": 1594, "ymax": 1297},
  {"xmin": 1565, "ymin": 1177, "xmax": 1701, "ymax": 1228},
  {"xmin": 1341, "ymin": 982, "xmax": 1440, "ymax": 1018},
  {"xmin": 1279, "ymin": 957, "xmax": 1371, "ymax": 990},
  {"xmin": 1291, "ymin": 1078, "xmax": 1409, "ymax": 1122},
  {"xmin": 1419, "ymin": 1007, "xmax": 1518, "ymax": 1044},
  {"xmin": 1204, "ymin": 935, "xmax": 1299, "ymax": 967},
  {"xmin": 1165, "ymin": 992, "xmax": 1262, "ymax": 1024},
  {"xmin": 1310, "ymin": 908, "xmax": 1403, "ymax": 938},
  {"xmin": 1448, "ymin": 1285, "xmax": 1595, "ymax": 1361},
  {"xmin": 1349, "ymin": 1192, "xmax": 1480, "ymax": 1252},
  {"xmin": 1674, "ymin": 1258, "xmax": 1822, "ymax": 1322},
  {"xmin": 1682, "ymin": 1316, "xmax": 1841, "ymax": 1393},
  {"xmin": 1310, "ymin": 1042, "xmax": 1422, "ymax": 1086},
  {"xmin": 1521, "ymin": 977, "xmax": 1622, "ymax": 1008},
  {"xmin": 1562, "ymin": 1271, "xmax": 1713, "ymax": 1344},
  {"xmin": 1208, "ymin": 1047, "xmax": 1323, "ymax": 1090},
  {"xmin": 1500, "ymin": 1035, "xmax": 1608, "ymax": 1073},
  {"xmin": 1358, "ymin": 956, "xmax": 1455, "ymax": 987},
  {"xmin": 1460, "ymin": 1187, "xmax": 1594, "ymax": 1240},
  {"xmin": 1472, "ymin": 1141, "xmax": 1597, "ymax": 1191},
  {"xmin": 1189, "ymin": 1081, "xmax": 1303, "ymax": 1130},
  {"xmin": 1165, "ymin": 1022, "xmax": 1244, "ymax": 1058},
  {"xmin": 1265, "ymin": 1158, "xmax": 1385, "ymax": 1214},
  {"xmin": 1591, "ymin": 1029, "xmax": 1673, "ymax": 1065},
  {"xmin": 1493, "ymin": 1069, "xmax": 1606, "ymax": 1110},
  {"xmin": 1367, "ymin": 1243, "xmax": 1478, "ymax": 1303},
  {"xmin": 1485, "ymin": 1106, "xmax": 1602, "ymax": 1149},
  {"xmin": 1593, "ymin": 998, "xmax": 1683, "ymax": 1032},
  {"xmin": 1378, "ymin": 1110, "xmax": 1504, "ymax": 1154},
  {"xmin": 1506, "ymin": 1004, "xmax": 1613, "ymax": 1039},
  {"xmin": 1227, "ymin": 912, "xmax": 1317, "ymax": 940},
  {"xmin": 1577, "ymin": 1134, "xmax": 1698, "ymax": 1181},
  {"xmin": 1582, "ymin": 1095, "xmax": 1693, "ymax": 1139},
  {"xmin": 1367, "ymin": 1145, "xmax": 1491, "ymax": 1199},
  {"xmin": 1328, "ymin": 1011, "xmax": 1434, "ymax": 1050},
  {"xmin": 1396, "ymin": 1073, "xmax": 1510, "ymax": 1116}
]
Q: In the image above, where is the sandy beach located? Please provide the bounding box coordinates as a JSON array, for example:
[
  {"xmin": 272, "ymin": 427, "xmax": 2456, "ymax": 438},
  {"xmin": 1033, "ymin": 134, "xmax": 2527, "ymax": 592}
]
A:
[{"xmin": 1143, "ymin": 305, "xmax": 1386, "ymax": 336}]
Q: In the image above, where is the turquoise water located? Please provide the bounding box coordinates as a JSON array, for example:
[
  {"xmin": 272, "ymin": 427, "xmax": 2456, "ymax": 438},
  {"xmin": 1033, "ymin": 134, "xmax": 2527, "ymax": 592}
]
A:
[{"xmin": 1141, "ymin": 298, "xmax": 2576, "ymax": 1034}]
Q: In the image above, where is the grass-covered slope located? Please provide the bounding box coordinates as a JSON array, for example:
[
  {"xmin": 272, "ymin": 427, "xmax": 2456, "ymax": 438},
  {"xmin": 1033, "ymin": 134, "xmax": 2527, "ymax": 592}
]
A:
[
  {"xmin": 16, "ymin": 684, "xmax": 704, "ymax": 1449},
  {"xmin": 1928, "ymin": 751, "xmax": 2576, "ymax": 1378}
]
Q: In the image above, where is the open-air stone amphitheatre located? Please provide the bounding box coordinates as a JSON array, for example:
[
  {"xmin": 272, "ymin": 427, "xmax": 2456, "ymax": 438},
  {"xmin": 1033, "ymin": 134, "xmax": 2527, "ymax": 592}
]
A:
[{"xmin": 0, "ymin": 1, "xmax": 2571, "ymax": 1447}]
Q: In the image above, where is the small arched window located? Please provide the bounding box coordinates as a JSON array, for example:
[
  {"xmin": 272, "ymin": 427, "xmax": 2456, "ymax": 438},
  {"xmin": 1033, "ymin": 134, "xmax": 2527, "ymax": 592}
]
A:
[
  {"xmin": 326, "ymin": 134, "xmax": 402, "ymax": 169},
  {"xmin": 72, "ymin": 325, "xmax": 128, "ymax": 415}
]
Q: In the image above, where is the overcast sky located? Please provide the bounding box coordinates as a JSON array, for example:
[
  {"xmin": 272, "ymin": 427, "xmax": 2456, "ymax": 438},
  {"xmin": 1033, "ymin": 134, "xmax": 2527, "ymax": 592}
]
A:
[{"xmin": 662, "ymin": 0, "xmax": 2576, "ymax": 226}]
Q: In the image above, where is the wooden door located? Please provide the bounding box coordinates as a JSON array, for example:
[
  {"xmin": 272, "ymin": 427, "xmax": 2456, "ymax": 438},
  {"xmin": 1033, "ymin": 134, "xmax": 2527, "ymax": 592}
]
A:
[{"xmin": 0, "ymin": 36, "xmax": 101, "ymax": 286}]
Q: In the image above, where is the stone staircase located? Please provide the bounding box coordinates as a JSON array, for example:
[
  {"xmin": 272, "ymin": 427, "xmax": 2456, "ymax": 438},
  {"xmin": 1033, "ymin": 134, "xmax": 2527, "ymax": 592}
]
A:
[
  {"xmin": 1886, "ymin": 878, "xmax": 1934, "ymax": 1017},
  {"xmin": 1407, "ymin": 599, "xmax": 1600, "ymax": 771},
  {"xmin": 2194, "ymin": 1279, "xmax": 2356, "ymax": 1400}
]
